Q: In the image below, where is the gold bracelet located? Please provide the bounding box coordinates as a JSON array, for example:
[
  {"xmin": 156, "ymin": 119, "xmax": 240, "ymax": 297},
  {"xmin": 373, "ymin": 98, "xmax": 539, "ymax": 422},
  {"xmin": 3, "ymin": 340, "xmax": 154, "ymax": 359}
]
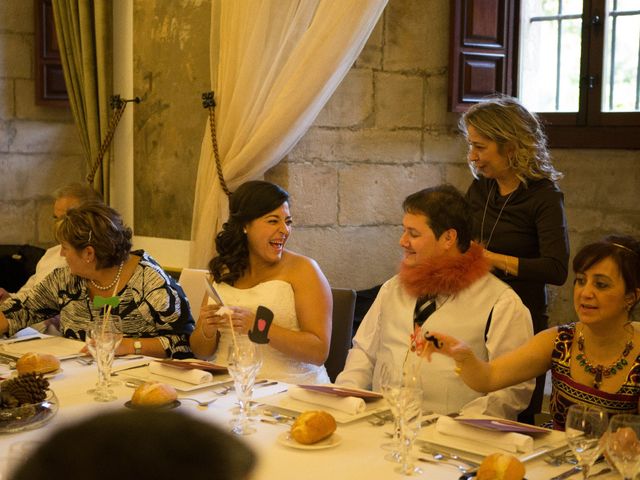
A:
[{"xmin": 504, "ymin": 255, "xmax": 509, "ymax": 275}]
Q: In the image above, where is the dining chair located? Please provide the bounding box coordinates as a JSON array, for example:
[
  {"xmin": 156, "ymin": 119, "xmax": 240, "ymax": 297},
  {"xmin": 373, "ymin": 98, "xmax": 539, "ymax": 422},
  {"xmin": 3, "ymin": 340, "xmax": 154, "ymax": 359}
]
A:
[
  {"xmin": 325, "ymin": 288, "xmax": 356, "ymax": 382},
  {"xmin": 177, "ymin": 268, "xmax": 208, "ymax": 322}
]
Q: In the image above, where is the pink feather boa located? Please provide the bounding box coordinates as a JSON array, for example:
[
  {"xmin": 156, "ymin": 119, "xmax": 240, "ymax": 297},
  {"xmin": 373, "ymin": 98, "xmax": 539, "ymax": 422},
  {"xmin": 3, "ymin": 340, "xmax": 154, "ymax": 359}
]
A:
[{"xmin": 398, "ymin": 242, "xmax": 491, "ymax": 297}]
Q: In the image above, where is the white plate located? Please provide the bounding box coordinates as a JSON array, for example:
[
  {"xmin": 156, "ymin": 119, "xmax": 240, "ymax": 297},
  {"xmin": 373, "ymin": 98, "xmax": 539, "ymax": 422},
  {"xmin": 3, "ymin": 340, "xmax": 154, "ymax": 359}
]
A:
[
  {"xmin": 277, "ymin": 431, "xmax": 342, "ymax": 450},
  {"xmin": 120, "ymin": 364, "xmax": 232, "ymax": 392},
  {"xmin": 259, "ymin": 391, "xmax": 389, "ymax": 424}
]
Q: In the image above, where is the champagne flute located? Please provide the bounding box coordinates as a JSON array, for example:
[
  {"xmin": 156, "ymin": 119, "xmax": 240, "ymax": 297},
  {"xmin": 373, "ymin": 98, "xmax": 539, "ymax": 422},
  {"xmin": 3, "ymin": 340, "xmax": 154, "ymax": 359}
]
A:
[
  {"xmin": 90, "ymin": 316, "xmax": 123, "ymax": 402},
  {"xmin": 605, "ymin": 414, "xmax": 640, "ymax": 480},
  {"xmin": 227, "ymin": 335, "xmax": 262, "ymax": 435},
  {"xmin": 395, "ymin": 386, "xmax": 423, "ymax": 476},
  {"xmin": 565, "ymin": 404, "xmax": 609, "ymax": 480},
  {"xmin": 379, "ymin": 361, "xmax": 403, "ymax": 462}
]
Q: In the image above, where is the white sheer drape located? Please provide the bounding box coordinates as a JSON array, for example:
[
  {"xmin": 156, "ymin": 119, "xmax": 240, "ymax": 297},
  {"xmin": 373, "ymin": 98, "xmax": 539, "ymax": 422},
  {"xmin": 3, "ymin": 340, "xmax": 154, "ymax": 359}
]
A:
[{"xmin": 190, "ymin": 0, "xmax": 387, "ymax": 267}]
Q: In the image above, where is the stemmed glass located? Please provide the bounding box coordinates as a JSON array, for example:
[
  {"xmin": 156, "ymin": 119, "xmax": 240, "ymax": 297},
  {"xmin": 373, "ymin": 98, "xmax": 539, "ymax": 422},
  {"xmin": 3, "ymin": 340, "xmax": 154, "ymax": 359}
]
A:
[
  {"xmin": 380, "ymin": 361, "xmax": 403, "ymax": 462},
  {"xmin": 565, "ymin": 404, "xmax": 609, "ymax": 480},
  {"xmin": 86, "ymin": 316, "xmax": 123, "ymax": 402},
  {"xmin": 227, "ymin": 335, "xmax": 262, "ymax": 435},
  {"xmin": 604, "ymin": 414, "xmax": 640, "ymax": 480},
  {"xmin": 395, "ymin": 386, "xmax": 423, "ymax": 475}
]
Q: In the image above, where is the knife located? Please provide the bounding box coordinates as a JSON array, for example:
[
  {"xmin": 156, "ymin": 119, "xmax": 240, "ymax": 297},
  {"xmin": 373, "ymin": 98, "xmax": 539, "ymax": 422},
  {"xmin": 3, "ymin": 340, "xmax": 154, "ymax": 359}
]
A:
[{"xmin": 550, "ymin": 465, "xmax": 582, "ymax": 480}]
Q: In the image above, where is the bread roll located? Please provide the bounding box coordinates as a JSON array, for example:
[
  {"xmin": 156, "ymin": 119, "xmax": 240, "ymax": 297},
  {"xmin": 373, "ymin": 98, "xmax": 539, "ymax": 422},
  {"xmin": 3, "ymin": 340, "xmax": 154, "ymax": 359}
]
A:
[
  {"xmin": 16, "ymin": 352, "xmax": 60, "ymax": 375},
  {"xmin": 477, "ymin": 453, "xmax": 525, "ymax": 480},
  {"xmin": 131, "ymin": 382, "xmax": 177, "ymax": 407},
  {"xmin": 290, "ymin": 410, "xmax": 337, "ymax": 445}
]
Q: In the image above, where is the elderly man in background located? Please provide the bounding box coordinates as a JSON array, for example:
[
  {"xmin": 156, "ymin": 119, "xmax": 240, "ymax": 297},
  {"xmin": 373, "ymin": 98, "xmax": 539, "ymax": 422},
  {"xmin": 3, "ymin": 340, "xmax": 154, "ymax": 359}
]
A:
[
  {"xmin": 336, "ymin": 184, "xmax": 534, "ymax": 420},
  {"xmin": 0, "ymin": 183, "xmax": 102, "ymax": 303}
]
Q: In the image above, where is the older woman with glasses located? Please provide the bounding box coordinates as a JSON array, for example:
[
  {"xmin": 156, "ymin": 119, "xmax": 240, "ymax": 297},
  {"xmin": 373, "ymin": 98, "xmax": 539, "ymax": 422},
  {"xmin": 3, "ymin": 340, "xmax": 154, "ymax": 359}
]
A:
[{"xmin": 0, "ymin": 202, "xmax": 194, "ymax": 358}]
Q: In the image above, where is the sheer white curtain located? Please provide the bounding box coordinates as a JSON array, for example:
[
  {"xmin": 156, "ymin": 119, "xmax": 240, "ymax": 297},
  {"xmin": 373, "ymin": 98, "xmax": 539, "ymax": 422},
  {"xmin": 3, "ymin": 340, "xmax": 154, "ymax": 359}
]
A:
[{"xmin": 190, "ymin": 0, "xmax": 387, "ymax": 268}]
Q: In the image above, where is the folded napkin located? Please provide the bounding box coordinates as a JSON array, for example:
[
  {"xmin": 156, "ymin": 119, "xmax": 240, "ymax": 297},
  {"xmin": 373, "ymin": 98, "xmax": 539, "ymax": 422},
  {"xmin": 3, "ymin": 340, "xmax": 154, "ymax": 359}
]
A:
[
  {"xmin": 149, "ymin": 361, "xmax": 213, "ymax": 385},
  {"xmin": 435, "ymin": 416, "xmax": 534, "ymax": 453},
  {"xmin": 288, "ymin": 385, "xmax": 366, "ymax": 415}
]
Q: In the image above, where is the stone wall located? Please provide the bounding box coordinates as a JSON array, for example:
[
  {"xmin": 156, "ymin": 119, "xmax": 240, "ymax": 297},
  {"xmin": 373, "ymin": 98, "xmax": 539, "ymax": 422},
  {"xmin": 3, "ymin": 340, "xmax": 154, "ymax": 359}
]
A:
[
  {"xmin": 1, "ymin": 0, "xmax": 639, "ymax": 327},
  {"xmin": 0, "ymin": 0, "xmax": 84, "ymax": 247},
  {"xmin": 266, "ymin": 0, "xmax": 640, "ymax": 327}
]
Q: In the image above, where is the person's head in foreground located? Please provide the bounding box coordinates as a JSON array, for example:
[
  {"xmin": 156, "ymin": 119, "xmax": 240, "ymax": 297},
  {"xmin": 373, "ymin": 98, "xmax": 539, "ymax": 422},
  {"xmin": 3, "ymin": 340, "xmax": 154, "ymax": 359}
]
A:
[{"xmin": 9, "ymin": 409, "xmax": 256, "ymax": 480}]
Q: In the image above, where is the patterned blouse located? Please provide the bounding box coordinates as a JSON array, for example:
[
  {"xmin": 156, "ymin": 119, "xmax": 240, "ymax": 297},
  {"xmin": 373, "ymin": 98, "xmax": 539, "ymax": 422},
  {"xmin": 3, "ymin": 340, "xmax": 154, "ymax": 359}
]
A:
[
  {"xmin": 550, "ymin": 323, "xmax": 640, "ymax": 430},
  {"xmin": 1, "ymin": 250, "xmax": 194, "ymax": 358}
]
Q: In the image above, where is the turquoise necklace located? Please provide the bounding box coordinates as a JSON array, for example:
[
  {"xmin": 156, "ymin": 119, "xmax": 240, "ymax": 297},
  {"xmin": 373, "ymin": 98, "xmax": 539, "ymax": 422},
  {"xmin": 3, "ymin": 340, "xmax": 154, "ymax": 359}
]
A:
[{"xmin": 576, "ymin": 332, "xmax": 633, "ymax": 389}]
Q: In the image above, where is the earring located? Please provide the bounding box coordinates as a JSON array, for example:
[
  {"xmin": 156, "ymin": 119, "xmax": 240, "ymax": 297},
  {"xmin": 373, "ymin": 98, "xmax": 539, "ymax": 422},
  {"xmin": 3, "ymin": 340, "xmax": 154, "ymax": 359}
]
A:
[{"xmin": 243, "ymin": 228, "xmax": 247, "ymax": 234}]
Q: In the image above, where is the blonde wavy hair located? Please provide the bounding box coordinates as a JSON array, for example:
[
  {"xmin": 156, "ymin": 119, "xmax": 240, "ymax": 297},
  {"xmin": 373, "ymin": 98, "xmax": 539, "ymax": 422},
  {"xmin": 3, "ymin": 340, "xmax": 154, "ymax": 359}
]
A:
[{"xmin": 460, "ymin": 95, "xmax": 563, "ymax": 185}]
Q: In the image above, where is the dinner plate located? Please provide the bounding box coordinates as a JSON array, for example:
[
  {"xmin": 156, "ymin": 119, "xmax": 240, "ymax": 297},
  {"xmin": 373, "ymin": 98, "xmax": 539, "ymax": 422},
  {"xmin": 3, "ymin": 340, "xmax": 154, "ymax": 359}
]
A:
[
  {"xmin": 277, "ymin": 431, "xmax": 342, "ymax": 450},
  {"xmin": 124, "ymin": 400, "xmax": 181, "ymax": 410}
]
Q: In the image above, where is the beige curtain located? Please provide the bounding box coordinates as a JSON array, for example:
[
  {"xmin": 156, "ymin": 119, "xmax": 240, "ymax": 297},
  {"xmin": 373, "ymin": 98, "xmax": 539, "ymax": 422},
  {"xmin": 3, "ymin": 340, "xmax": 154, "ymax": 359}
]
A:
[
  {"xmin": 52, "ymin": 0, "xmax": 113, "ymax": 201},
  {"xmin": 190, "ymin": 0, "xmax": 388, "ymax": 268}
]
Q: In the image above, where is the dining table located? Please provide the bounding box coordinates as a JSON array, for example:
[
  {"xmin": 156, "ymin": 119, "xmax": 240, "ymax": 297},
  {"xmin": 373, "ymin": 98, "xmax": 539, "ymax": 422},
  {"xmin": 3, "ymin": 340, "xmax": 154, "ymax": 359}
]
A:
[{"xmin": 0, "ymin": 340, "xmax": 620, "ymax": 480}]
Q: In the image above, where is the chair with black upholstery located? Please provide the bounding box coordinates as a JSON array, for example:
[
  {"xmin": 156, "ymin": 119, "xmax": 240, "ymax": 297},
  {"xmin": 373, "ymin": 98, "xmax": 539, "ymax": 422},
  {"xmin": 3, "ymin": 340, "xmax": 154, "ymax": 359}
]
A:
[
  {"xmin": 325, "ymin": 288, "xmax": 356, "ymax": 382},
  {"xmin": 0, "ymin": 244, "xmax": 46, "ymax": 293}
]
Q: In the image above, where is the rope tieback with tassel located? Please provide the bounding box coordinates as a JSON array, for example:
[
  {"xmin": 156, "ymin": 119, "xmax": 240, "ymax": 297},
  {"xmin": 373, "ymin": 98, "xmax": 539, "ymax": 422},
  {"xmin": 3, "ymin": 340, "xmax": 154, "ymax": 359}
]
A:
[
  {"xmin": 86, "ymin": 95, "xmax": 141, "ymax": 186},
  {"xmin": 202, "ymin": 91, "xmax": 231, "ymax": 197}
]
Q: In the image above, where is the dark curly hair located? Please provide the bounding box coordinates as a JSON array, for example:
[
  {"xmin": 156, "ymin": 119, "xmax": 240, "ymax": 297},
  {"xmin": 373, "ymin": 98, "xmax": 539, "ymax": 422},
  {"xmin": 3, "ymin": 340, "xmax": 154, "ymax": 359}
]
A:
[{"xmin": 209, "ymin": 180, "xmax": 289, "ymax": 285}]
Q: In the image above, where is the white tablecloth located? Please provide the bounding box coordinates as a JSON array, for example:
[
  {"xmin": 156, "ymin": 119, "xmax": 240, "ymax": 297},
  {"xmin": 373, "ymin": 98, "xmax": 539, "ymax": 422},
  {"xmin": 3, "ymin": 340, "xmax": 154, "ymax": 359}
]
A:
[{"xmin": 0, "ymin": 358, "xmax": 619, "ymax": 480}]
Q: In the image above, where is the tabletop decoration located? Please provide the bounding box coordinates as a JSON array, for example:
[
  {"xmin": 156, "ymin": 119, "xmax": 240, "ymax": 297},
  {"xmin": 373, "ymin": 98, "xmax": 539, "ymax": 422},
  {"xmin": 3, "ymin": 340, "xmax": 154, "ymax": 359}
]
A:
[{"xmin": 0, "ymin": 373, "xmax": 58, "ymax": 433}]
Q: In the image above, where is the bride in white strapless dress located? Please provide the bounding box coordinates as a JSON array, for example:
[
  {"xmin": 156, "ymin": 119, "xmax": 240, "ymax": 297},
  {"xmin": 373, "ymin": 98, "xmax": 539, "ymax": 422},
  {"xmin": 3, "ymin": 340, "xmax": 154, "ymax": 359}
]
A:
[
  {"xmin": 190, "ymin": 181, "xmax": 333, "ymax": 385},
  {"xmin": 211, "ymin": 280, "xmax": 330, "ymax": 384}
]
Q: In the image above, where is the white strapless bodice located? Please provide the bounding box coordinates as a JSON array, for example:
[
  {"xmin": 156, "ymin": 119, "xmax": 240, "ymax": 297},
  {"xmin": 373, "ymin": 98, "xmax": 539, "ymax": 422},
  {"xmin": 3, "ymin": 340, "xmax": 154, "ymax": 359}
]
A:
[{"xmin": 211, "ymin": 280, "xmax": 330, "ymax": 384}]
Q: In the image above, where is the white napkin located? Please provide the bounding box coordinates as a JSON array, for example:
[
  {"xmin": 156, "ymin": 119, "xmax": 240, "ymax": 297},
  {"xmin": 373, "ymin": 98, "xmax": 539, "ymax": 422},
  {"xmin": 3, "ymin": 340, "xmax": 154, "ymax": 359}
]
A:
[
  {"xmin": 435, "ymin": 416, "xmax": 534, "ymax": 453},
  {"xmin": 148, "ymin": 361, "xmax": 213, "ymax": 385},
  {"xmin": 288, "ymin": 386, "xmax": 366, "ymax": 415}
]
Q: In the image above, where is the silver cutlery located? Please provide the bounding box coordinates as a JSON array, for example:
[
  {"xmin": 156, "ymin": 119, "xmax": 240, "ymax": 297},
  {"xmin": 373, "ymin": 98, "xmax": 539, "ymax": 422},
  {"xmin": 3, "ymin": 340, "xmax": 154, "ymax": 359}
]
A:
[
  {"xmin": 262, "ymin": 409, "xmax": 296, "ymax": 423},
  {"xmin": 179, "ymin": 396, "xmax": 218, "ymax": 407},
  {"xmin": 417, "ymin": 456, "xmax": 469, "ymax": 473},
  {"xmin": 550, "ymin": 465, "xmax": 582, "ymax": 480},
  {"xmin": 419, "ymin": 446, "xmax": 480, "ymax": 468}
]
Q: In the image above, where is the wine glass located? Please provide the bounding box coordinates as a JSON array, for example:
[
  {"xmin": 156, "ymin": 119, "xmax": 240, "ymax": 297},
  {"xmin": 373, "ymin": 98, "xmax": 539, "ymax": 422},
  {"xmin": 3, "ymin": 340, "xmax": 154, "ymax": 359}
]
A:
[
  {"xmin": 395, "ymin": 386, "xmax": 423, "ymax": 475},
  {"xmin": 227, "ymin": 335, "xmax": 262, "ymax": 435},
  {"xmin": 88, "ymin": 316, "xmax": 123, "ymax": 402},
  {"xmin": 379, "ymin": 361, "xmax": 403, "ymax": 462},
  {"xmin": 605, "ymin": 414, "xmax": 640, "ymax": 480},
  {"xmin": 565, "ymin": 404, "xmax": 609, "ymax": 480}
]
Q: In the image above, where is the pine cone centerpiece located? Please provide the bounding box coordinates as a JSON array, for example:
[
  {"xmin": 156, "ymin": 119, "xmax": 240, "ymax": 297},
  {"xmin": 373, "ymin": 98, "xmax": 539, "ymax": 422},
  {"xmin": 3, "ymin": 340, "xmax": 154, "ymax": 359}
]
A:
[{"xmin": 0, "ymin": 373, "xmax": 50, "ymax": 408}]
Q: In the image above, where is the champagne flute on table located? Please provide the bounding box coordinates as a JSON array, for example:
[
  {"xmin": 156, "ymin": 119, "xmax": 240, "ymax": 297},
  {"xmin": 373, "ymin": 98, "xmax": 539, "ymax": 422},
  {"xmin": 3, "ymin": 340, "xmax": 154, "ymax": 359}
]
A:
[
  {"xmin": 395, "ymin": 386, "xmax": 423, "ymax": 476},
  {"xmin": 89, "ymin": 316, "xmax": 123, "ymax": 402},
  {"xmin": 227, "ymin": 335, "xmax": 262, "ymax": 435},
  {"xmin": 379, "ymin": 361, "xmax": 403, "ymax": 462},
  {"xmin": 605, "ymin": 414, "xmax": 640, "ymax": 480},
  {"xmin": 565, "ymin": 404, "xmax": 609, "ymax": 480}
]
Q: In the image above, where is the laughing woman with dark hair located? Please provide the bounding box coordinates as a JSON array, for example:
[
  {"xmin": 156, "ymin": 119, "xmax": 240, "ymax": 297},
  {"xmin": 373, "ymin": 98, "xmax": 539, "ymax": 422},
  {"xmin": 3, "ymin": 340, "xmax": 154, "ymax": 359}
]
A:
[
  {"xmin": 190, "ymin": 180, "xmax": 332, "ymax": 384},
  {"xmin": 0, "ymin": 202, "xmax": 194, "ymax": 358}
]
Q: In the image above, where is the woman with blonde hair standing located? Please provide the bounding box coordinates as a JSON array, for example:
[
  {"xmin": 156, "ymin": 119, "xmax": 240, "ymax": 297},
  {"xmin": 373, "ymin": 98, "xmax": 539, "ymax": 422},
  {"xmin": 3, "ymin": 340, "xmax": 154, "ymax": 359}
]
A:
[{"xmin": 462, "ymin": 95, "xmax": 570, "ymax": 422}]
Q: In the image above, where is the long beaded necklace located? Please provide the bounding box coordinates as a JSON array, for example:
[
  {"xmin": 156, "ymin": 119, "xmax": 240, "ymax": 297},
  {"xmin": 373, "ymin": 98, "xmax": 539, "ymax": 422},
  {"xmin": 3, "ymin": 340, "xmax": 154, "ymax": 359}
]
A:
[
  {"xmin": 89, "ymin": 261, "xmax": 124, "ymax": 291},
  {"xmin": 480, "ymin": 183, "xmax": 516, "ymax": 249},
  {"xmin": 576, "ymin": 332, "xmax": 634, "ymax": 389}
]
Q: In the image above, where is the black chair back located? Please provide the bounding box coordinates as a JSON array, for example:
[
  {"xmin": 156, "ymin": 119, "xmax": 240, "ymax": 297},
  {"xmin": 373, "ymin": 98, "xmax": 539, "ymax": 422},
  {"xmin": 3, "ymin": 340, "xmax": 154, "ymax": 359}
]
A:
[{"xmin": 325, "ymin": 288, "xmax": 356, "ymax": 382}]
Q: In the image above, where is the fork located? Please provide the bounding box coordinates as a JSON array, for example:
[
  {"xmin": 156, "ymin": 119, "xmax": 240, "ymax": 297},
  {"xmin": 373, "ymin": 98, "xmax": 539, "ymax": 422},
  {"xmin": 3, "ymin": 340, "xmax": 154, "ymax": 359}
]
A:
[{"xmin": 179, "ymin": 396, "xmax": 218, "ymax": 407}]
